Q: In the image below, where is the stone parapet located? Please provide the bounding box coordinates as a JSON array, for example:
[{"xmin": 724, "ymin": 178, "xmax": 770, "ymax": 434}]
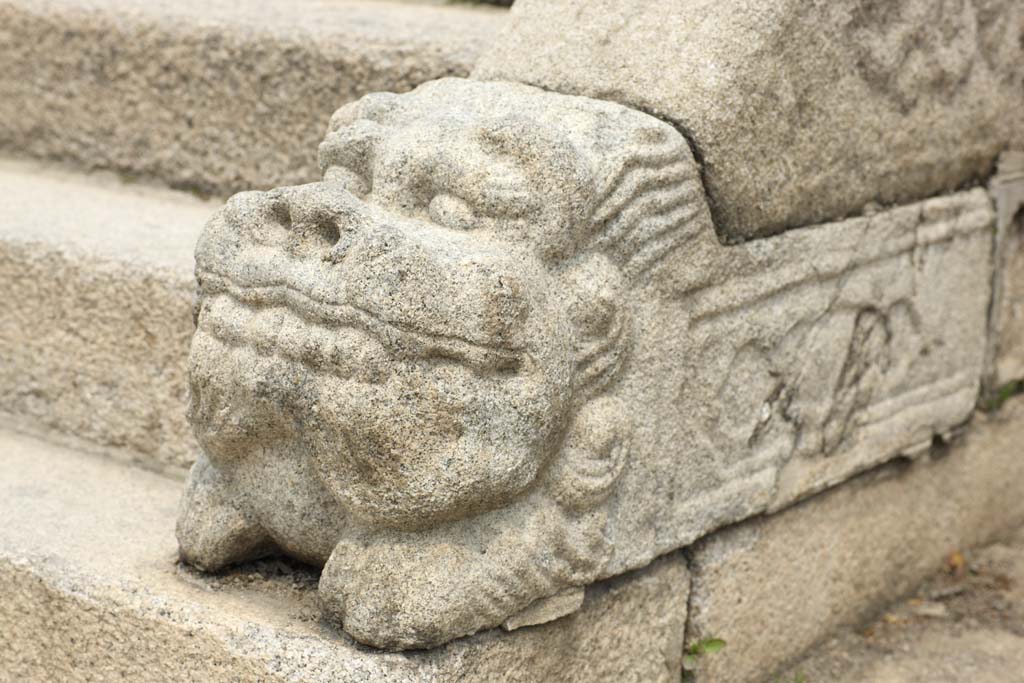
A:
[{"xmin": 475, "ymin": 0, "xmax": 1023, "ymax": 240}]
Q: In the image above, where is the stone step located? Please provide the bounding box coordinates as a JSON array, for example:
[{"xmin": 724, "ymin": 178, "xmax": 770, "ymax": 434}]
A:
[
  {"xmin": 3, "ymin": 400, "xmax": 1022, "ymax": 682},
  {"xmin": 0, "ymin": 428, "xmax": 690, "ymax": 683},
  {"xmin": 0, "ymin": 159, "xmax": 211, "ymax": 473},
  {"xmin": 0, "ymin": 0, "xmax": 506, "ymax": 197},
  {"xmin": 781, "ymin": 523, "xmax": 1024, "ymax": 683},
  {"xmin": 683, "ymin": 396, "xmax": 1024, "ymax": 683}
]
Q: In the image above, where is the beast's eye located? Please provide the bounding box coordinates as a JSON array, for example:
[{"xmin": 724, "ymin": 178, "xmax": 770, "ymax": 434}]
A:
[
  {"xmin": 323, "ymin": 166, "xmax": 370, "ymax": 197},
  {"xmin": 428, "ymin": 193, "xmax": 475, "ymax": 231}
]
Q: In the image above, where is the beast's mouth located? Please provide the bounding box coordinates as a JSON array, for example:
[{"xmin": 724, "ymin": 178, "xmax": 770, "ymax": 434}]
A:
[{"xmin": 197, "ymin": 271, "xmax": 524, "ymax": 374}]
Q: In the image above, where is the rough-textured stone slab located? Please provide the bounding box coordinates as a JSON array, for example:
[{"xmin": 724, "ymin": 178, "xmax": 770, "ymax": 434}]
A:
[
  {"xmin": 988, "ymin": 151, "xmax": 1024, "ymax": 388},
  {"xmin": 473, "ymin": 0, "xmax": 1023, "ymax": 240},
  {"xmin": 795, "ymin": 628, "xmax": 1024, "ymax": 683},
  {"xmin": 0, "ymin": 160, "xmax": 212, "ymax": 472},
  {"xmin": 0, "ymin": 0, "xmax": 505, "ymax": 196},
  {"xmin": 783, "ymin": 525, "xmax": 1024, "ymax": 683},
  {"xmin": 0, "ymin": 429, "xmax": 689, "ymax": 683},
  {"xmin": 177, "ymin": 79, "xmax": 994, "ymax": 649},
  {"xmin": 684, "ymin": 397, "xmax": 1024, "ymax": 683},
  {"xmin": 639, "ymin": 188, "xmax": 992, "ymax": 524}
]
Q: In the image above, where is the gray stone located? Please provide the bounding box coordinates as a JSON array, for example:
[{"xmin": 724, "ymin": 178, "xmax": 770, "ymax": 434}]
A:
[
  {"xmin": 684, "ymin": 397, "xmax": 1024, "ymax": 683},
  {"xmin": 0, "ymin": 0, "xmax": 505, "ymax": 196},
  {"xmin": 784, "ymin": 524, "xmax": 1024, "ymax": 683},
  {"xmin": 179, "ymin": 78, "xmax": 994, "ymax": 649},
  {"xmin": 796, "ymin": 628, "xmax": 1024, "ymax": 683},
  {"xmin": 0, "ymin": 159, "xmax": 214, "ymax": 473},
  {"xmin": 0, "ymin": 427, "xmax": 689, "ymax": 683},
  {"xmin": 988, "ymin": 150, "xmax": 1024, "ymax": 388},
  {"xmin": 473, "ymin": 0, "xmax": 1024, "ymax": 240}
]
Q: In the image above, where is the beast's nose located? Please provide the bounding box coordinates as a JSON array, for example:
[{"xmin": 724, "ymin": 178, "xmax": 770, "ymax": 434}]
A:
[
  {"xmin": 212, "ymin": 181, "xmax": 531, "ymax": 358},
  {"xmin": 284, "ymin": 183, "xmax": 373, "ymax": 261}
]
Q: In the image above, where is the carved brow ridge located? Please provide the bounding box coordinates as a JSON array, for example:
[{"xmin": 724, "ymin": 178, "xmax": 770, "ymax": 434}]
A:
[{"xmin": 198, "ymin": 271, "xmax": 525, "ymax": 368}]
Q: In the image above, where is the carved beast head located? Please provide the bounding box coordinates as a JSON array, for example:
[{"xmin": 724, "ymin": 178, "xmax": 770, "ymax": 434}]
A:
[{"xmin": 178, "ymin": 79, "xmax": 705, "ymax": 649}]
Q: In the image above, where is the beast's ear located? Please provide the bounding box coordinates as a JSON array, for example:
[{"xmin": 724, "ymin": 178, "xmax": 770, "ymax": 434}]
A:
[
  {"xmin": 561, "ymin": 254, "xmax": 630, "ymax": 402},
  {"xmin": 549, "ymin": 397, "xmax": 631, "ymax": 512}
]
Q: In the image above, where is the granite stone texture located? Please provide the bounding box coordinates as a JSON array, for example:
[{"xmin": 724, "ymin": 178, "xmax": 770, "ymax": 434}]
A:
[
  {"xmin": 0, "ymin": 160, "xmax": 213, "ymax": 472},
  {"xmin": 685, "ymin": 397, "xmax": 1024, "ymax": 683},
  {"xmin": 473, "ymin": 0, "xmax": 1024, "ymax": 240},
  {"xmin": 178, "ymin": 78, "xmax": 994, "ymax": 650},
  {"xmin": 782, "ymin": 524, "xmax": 1024, "ymax": 683},
  {"xmin": 0, "ymin": 428, "xmax": 690, "ymax": 683},
  {"xmin": 0, "ymin": 0, "xmax": 505, "ymax": 196}
]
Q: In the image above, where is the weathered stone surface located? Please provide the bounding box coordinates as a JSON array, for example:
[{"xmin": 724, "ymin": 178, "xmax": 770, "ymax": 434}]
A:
[
  {"xmin": 473, "ymin": 0, "xmax": 1024, "ymax": 240},
  {"xmin": 0, "ymin": 0, "xmax": 505, "ymax": 196},
  {"xmin": 784, "ymin": 524, "xmax": 1024, "ymax": 683},
  {"xmin": 0, "ymin": 159, "xmax": 213, "ymax": 472},
  {"xmin": 0, "ymin": 428, "xmax": 689, "ymax": 683},
  {"xmin": 988, "ymin": 150, "xmax": 1024, "ymax": 388},
  {"xmin": 796, "ymin": 628, "xmax": 1024, "ymax": 683},
  {"xmin": 179, "ymin": 78, "xmax": 993, "ymax": 649},
  {"xmin": 684, "ymin": 397, "xmax": 1024, "ymax": 683}
]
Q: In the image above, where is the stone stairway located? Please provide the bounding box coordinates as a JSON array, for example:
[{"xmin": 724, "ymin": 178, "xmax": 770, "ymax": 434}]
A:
[
  {"xmin": 0, "ymin": 159, "xmax": 209, "ymax": 472},
  {"xmin": 2, "ymin": 1, "xmax": 1023, "ymax": 681},
  {"xmin": 0, "ymin": 0, "xmax": 505, "ymax": 472},
  {"xmin": 0, "ymin": 427, "xmax": 689, "ymax": 681},
  {"xmin": 0, "ymin": 0, "xmax": 505, "ymax": 196}
]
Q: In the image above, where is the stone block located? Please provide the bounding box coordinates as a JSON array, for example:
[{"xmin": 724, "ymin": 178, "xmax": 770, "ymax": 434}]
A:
[
  {"xmin": 474, "ymin": 0, "xmax": 1024, "ymax": 240},
  {"xmin": 0, "ymin": 428, "xmax": 690, "ymax": 683},
  {"xmin": 0, "ymin": 160, "xmax": 212, "ymax": 472},
  {"xmin": 0, "ymin": 0, "xmax": 505, "ymax": 196},
  {"xmin": 178, "ymin": 78, "xmax": 994, "ymax": 649},
  {"xmin": 684, "ymin": 397, "xmax": 1024, "ymax": 683}
]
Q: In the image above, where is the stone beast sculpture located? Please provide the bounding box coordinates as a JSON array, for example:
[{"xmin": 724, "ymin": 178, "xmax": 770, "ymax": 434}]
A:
[{"xmin": 176, "ymin": 78, "xmax": 705, "ymax": 649}]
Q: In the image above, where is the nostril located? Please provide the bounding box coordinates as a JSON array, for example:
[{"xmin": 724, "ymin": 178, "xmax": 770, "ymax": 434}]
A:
[
  {"xmin": 268, "ymin": 193, "xmax": 293, "ymax": 232},
  {"xmin": 311, "ymin": 214, "xmax": 342, "ymax": 248},
  {"xmin": 283, "ymin": 183, "xmax": 376, "ymax": 261},
  {"xmin": 292, "ymin": 206, "xmax": 372, "ymax": 264},
  {"xmin": 324, "ymin": 226, "xmax": 357, "ymax": 264},
  {"xmin": 288, "ymin": 211, "xmax": 343, "ymax": 259}
]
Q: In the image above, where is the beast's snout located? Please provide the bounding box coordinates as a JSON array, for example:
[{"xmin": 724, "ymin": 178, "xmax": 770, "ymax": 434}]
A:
[{"xmin": 197, "ymin": 182, "xmax": 533, "ymax": 364}]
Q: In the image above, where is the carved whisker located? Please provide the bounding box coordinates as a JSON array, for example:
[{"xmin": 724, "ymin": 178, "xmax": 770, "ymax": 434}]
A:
[
  {"xmin": 593, "ymin": 139, "xmax": 690, "ymax": 202},
  {"xmin": 598, "ymin": 181, "xmax": 703, "ymax": 253},
  {"xmin": 625, "ymin": 236, "xmax": 693, "ymax": 281},
  {"xmin": 591, "ymin": 161, "xmax": 697, "ymax": 225}
]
